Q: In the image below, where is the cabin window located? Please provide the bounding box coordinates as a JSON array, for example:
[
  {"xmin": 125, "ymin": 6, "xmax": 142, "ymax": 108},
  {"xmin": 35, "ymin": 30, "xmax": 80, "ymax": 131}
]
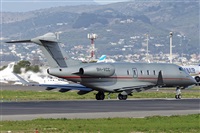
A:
[
  {"xmin": 140, "ymin": 70, "xmax": 143, "ymax": 75},
  {"xmin": 127, "ymin": 70, "xmax": 130, "ymax": 75},
  {"xmin": 179, "ymin": 67, "xmax": 184, "ymax": 71},
  {"xmin": 153, "ymin": 70, "xmax": 156, "ymax": 75},
  {"xmin": 59, "ymin": 69, "xmax": 62, "ymax": 71},
  {"xmin": 132, "ymin": 68, "xmax": 138, "ymax": 78},
  {"xmin": 147, "ymin": 70, "xmax": 150, "ymax": 75}
]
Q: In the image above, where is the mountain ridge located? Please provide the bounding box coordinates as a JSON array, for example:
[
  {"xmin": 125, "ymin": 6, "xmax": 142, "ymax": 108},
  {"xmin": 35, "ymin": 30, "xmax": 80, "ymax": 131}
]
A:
[{"xmin": 1, "ymin": 1, "xmax": 199, "ymax": 62}]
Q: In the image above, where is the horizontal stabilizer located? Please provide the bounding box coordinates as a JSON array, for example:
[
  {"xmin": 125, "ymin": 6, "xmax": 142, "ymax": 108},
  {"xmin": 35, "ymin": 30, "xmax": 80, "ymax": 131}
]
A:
[
  {"xmin": 6, "ymin": 40, "xmax": 31, "ymax": 43},
  {"xmin": 6, "ymin": 33, "xmax": 58, "ymax": 44}
]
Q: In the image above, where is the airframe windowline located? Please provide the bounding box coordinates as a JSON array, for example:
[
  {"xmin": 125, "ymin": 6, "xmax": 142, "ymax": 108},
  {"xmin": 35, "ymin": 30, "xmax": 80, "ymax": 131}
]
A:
[{"xmin": 6, "ymin": 33, "xmax": 197, "ymax": 100}]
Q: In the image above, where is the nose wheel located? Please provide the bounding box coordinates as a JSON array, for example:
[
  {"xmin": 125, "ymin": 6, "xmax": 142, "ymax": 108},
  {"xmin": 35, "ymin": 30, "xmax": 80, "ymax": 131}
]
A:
[
  {"xmin": 175, "ymin": 94, "xmax": 181, "ymax": 99},
  {"xmin": 175, "ymin": 87, "xmax": 181, "ymax": 99}
]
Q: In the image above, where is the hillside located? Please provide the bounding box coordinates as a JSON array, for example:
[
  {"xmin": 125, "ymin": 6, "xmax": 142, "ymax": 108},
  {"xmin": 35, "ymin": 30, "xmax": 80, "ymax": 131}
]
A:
[{"xmin": 1, "ymin": 0, "xmax": 199, "ymax": 62}]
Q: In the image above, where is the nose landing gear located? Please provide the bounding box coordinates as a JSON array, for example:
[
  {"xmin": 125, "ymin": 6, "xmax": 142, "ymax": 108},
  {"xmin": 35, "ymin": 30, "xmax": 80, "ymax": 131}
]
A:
[{"xmin": 175, "ymin": 87, "xmax": 181, "ymax": 99}]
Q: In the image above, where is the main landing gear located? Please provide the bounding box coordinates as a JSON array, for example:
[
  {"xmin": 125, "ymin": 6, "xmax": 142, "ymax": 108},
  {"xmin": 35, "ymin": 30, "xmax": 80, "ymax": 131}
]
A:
[
  {"xmin": 96, "ymin": 91, "xmax": 105, "ymax": 100},
  {"xmin": 118, "ymin": 94, "xmax": 128, "ymax": 100},
  {"xmin": 95, "ymin": 92, "xmax": 128, "ymax": 100},
  {"xmin": 175, "ymin": 87, "xmax": 181, "ymax": 99}
]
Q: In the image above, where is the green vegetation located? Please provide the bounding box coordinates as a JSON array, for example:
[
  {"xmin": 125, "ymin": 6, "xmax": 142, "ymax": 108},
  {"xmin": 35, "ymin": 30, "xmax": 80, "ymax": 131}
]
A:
[
  {"xmin": 13, "ymin": 64, "xmax": 21, "ymax": 74},
  {"xmin": 13, "ymin": 60, "xmax": 40, "ymax": 74},
  {"xmin": 17, "ymin": 60, "xmax": 31, "ymax": 67},
  {"xmin": 1, "ymin": 87, "xmax": 199, "ymax": 101},
  {"xmin": 25, "ymin": 65, "xmax": 40, "ymax": 73},
  {"xmin": 73, "ymin": 12, "xmax": 108, "ymax": 28},
  {"xmin": 1, "ymin": 90, "xmax": 95, "ymax": 101},
  {"xmin": 0, "ymin": 65, "xmax": 7, "ymax": 71},
  {"xmin": 0, "ymin": 114, "xmax": 199, "ymax": 133}
]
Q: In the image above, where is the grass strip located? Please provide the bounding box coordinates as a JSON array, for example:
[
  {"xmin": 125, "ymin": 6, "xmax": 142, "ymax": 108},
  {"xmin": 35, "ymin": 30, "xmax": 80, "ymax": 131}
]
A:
[
  {"xmin": 0, "ymin": 89, "xmax": 200, "ymax": 101},
  {"xmin": 0, "ymin": 114, "xmax": 199, "ymax": 133}
]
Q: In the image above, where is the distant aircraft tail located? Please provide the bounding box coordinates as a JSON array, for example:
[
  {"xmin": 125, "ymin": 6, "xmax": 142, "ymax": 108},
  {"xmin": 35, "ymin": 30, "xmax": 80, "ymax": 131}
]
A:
[
  {"xmin": 6, "ymin": 33, "xmax": 80, "ymax": 68},
  {"xmin": 3, "ymin": 62, "xmax": 15, "ymax": 72},
  {"xmin": 97, "ymin": 55, "xmax": 106, "ymax": 63}
]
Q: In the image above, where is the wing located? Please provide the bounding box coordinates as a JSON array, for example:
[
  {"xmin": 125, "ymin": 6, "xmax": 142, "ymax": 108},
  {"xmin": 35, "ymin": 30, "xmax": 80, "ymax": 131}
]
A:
[
  {"xmin": 36, "ymin": 84, "xmax": 93, "ymax": 95},
  {"xmin": 113, "ymin": 82, "xmax": 156, "ymax": 95},
  {"xmin": 36, "ymin": 83, "xmax": 92, "ymax": 91},
  {"xmin": 113, "ymin": 71, "xmax": 164, "ymax": 95},
  {"xmin": 13, "ymin": 73, "xmax": 92, "ymax": 94}
]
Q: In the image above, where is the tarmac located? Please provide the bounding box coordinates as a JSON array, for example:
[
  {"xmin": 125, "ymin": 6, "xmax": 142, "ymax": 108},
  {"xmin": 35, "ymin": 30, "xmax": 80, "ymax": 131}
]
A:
[{"xmin": 0, "ymin": 85, "xmax": 199, "ymax": 120}]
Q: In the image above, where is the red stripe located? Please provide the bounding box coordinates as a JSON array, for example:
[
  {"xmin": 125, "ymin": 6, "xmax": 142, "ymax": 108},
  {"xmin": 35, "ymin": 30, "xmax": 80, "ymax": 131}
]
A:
[
  {"xmin": 138, "ymin": 77, "xmax": 190, "ymax": 80},
  {"xmin": 58, "ymin": 76, "xmax": 190, "ymax": 81}
]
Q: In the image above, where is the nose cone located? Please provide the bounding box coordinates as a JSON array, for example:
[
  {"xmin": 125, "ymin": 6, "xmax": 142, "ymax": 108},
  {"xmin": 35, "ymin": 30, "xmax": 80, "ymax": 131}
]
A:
[{"xmin": 189, "ymin": 76, "xmax": 197, "ymax": 85}]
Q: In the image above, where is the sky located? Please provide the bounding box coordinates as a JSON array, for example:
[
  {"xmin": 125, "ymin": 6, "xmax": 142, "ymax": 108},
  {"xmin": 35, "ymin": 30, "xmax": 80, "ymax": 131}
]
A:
[{"xmin": 1, "ymin": 0, "xmax": 129, "ymax": 12}]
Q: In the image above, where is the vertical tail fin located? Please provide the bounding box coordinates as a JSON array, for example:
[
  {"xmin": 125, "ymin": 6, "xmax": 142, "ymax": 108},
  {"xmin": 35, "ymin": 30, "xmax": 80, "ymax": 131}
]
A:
[
  {"xmin": 97, "ymin": 55, "xmax": 107, "ymax": 63},
  {"xmin": 4, "ymin": 62, "xmax": 15, "ymax": 72},
  {"xmin": 6, "ymin": 33, "xmax": 80, "ymax": 68}
]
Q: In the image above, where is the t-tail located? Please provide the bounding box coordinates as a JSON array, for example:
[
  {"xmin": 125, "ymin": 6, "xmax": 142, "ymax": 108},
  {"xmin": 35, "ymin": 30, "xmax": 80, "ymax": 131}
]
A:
[{"xmin": 6, "ymin": 33, "xmax": 80, "ymax": 68}]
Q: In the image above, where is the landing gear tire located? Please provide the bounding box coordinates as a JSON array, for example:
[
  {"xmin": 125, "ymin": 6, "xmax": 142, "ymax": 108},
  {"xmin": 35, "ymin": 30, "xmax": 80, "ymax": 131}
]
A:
[
  {"xmin": 175, "ymin": 94, "xmax": 181, "ymax": 99},
  {"xmin": 96, "ymin": 91, "xmax": 105, "ymax": 100},
  {"xmin": 195, "ymin": 76, "xmax": 200, "ymax": 85},
  {"xmin": 118, "ymin": 94, "xmax": 127, "ymax": 100},
  {"xmin": 175, "ymin": 87, "xmax": 182, "ymax": 100},
  {"xmin": 195, "ymin": 76, "xmax": 200, "ymax": 83}
]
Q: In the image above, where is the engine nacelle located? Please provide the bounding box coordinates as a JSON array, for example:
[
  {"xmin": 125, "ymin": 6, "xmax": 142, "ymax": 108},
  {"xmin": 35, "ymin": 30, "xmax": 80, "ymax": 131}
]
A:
[{"xmin": 79, "ymin": 64, "xmax": 115, "ymax": 77}]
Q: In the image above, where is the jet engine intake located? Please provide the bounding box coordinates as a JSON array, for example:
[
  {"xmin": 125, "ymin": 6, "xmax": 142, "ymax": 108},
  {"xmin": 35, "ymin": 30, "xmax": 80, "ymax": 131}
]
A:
[{"xmin": 79, "ymin": 64, "xmax": 115, "ymax": 77}]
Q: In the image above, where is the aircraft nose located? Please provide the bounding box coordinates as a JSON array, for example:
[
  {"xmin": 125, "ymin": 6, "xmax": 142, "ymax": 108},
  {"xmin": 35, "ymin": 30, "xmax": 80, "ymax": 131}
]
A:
[
  {"xmin": 189, "ymin": 76, "xmax": 197, "ymax": 85},
  {"xmin": 47, "ymin": 69, "xmax": 50, "ymax": 74}
]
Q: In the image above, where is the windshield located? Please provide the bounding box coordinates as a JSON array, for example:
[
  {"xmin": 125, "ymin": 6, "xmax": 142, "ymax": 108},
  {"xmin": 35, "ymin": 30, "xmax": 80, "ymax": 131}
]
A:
[{"xmin": 179, "ymin": 67, "xmax": 184, "ymax": 71}]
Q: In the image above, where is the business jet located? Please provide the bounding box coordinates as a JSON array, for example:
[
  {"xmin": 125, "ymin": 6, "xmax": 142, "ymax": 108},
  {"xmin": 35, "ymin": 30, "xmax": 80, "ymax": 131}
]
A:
[{"xmin": 6, "ymin": 33, "xmax": 196, "ymax": 100}]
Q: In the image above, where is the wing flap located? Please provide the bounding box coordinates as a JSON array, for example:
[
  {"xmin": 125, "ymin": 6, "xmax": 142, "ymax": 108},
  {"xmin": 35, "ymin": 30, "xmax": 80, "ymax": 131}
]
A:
[{"xmin": 77, "ymin": 90, "xmax": 92, "ymax": 95}]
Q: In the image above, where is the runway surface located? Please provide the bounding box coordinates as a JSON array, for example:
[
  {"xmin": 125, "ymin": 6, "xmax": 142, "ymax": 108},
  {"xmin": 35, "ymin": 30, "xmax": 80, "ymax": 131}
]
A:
[{"xmin": 1, "ymin": 99, "xmax": 199, "ymax": 120}]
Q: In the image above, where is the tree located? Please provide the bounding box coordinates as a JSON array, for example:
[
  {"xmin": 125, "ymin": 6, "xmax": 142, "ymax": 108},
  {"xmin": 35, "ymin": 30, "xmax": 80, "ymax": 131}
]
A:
[
  {"xmin": 13, "ymin": 60, "xmax": 40, "ymax": 74},
  {"xmin": 13, "ymin": 65, "xmax": 21, "ymax": 74},
  {"xmin": 17, "ymin": 60, "xmax": 31, "ymax": 67}
]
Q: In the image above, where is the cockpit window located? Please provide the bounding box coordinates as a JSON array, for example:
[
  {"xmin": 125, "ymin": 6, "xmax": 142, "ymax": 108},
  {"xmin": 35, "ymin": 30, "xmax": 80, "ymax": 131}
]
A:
[{"xmin": 179, "ymin": 67, "xmax": 184, "ymax": 71}]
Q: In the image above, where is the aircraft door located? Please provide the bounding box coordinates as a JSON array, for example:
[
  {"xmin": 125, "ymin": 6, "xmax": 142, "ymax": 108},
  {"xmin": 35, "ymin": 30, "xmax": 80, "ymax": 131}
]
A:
[{"xmin": 132, "ymin": 68, "xmax": 138, "ymax": 78}]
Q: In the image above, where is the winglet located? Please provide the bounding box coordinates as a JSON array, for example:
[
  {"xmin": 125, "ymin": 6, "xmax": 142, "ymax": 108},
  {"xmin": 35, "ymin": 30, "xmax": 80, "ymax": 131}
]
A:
[{"xmin": 157, "ymin": 71, "xmax": 164, "ymax": 86}]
